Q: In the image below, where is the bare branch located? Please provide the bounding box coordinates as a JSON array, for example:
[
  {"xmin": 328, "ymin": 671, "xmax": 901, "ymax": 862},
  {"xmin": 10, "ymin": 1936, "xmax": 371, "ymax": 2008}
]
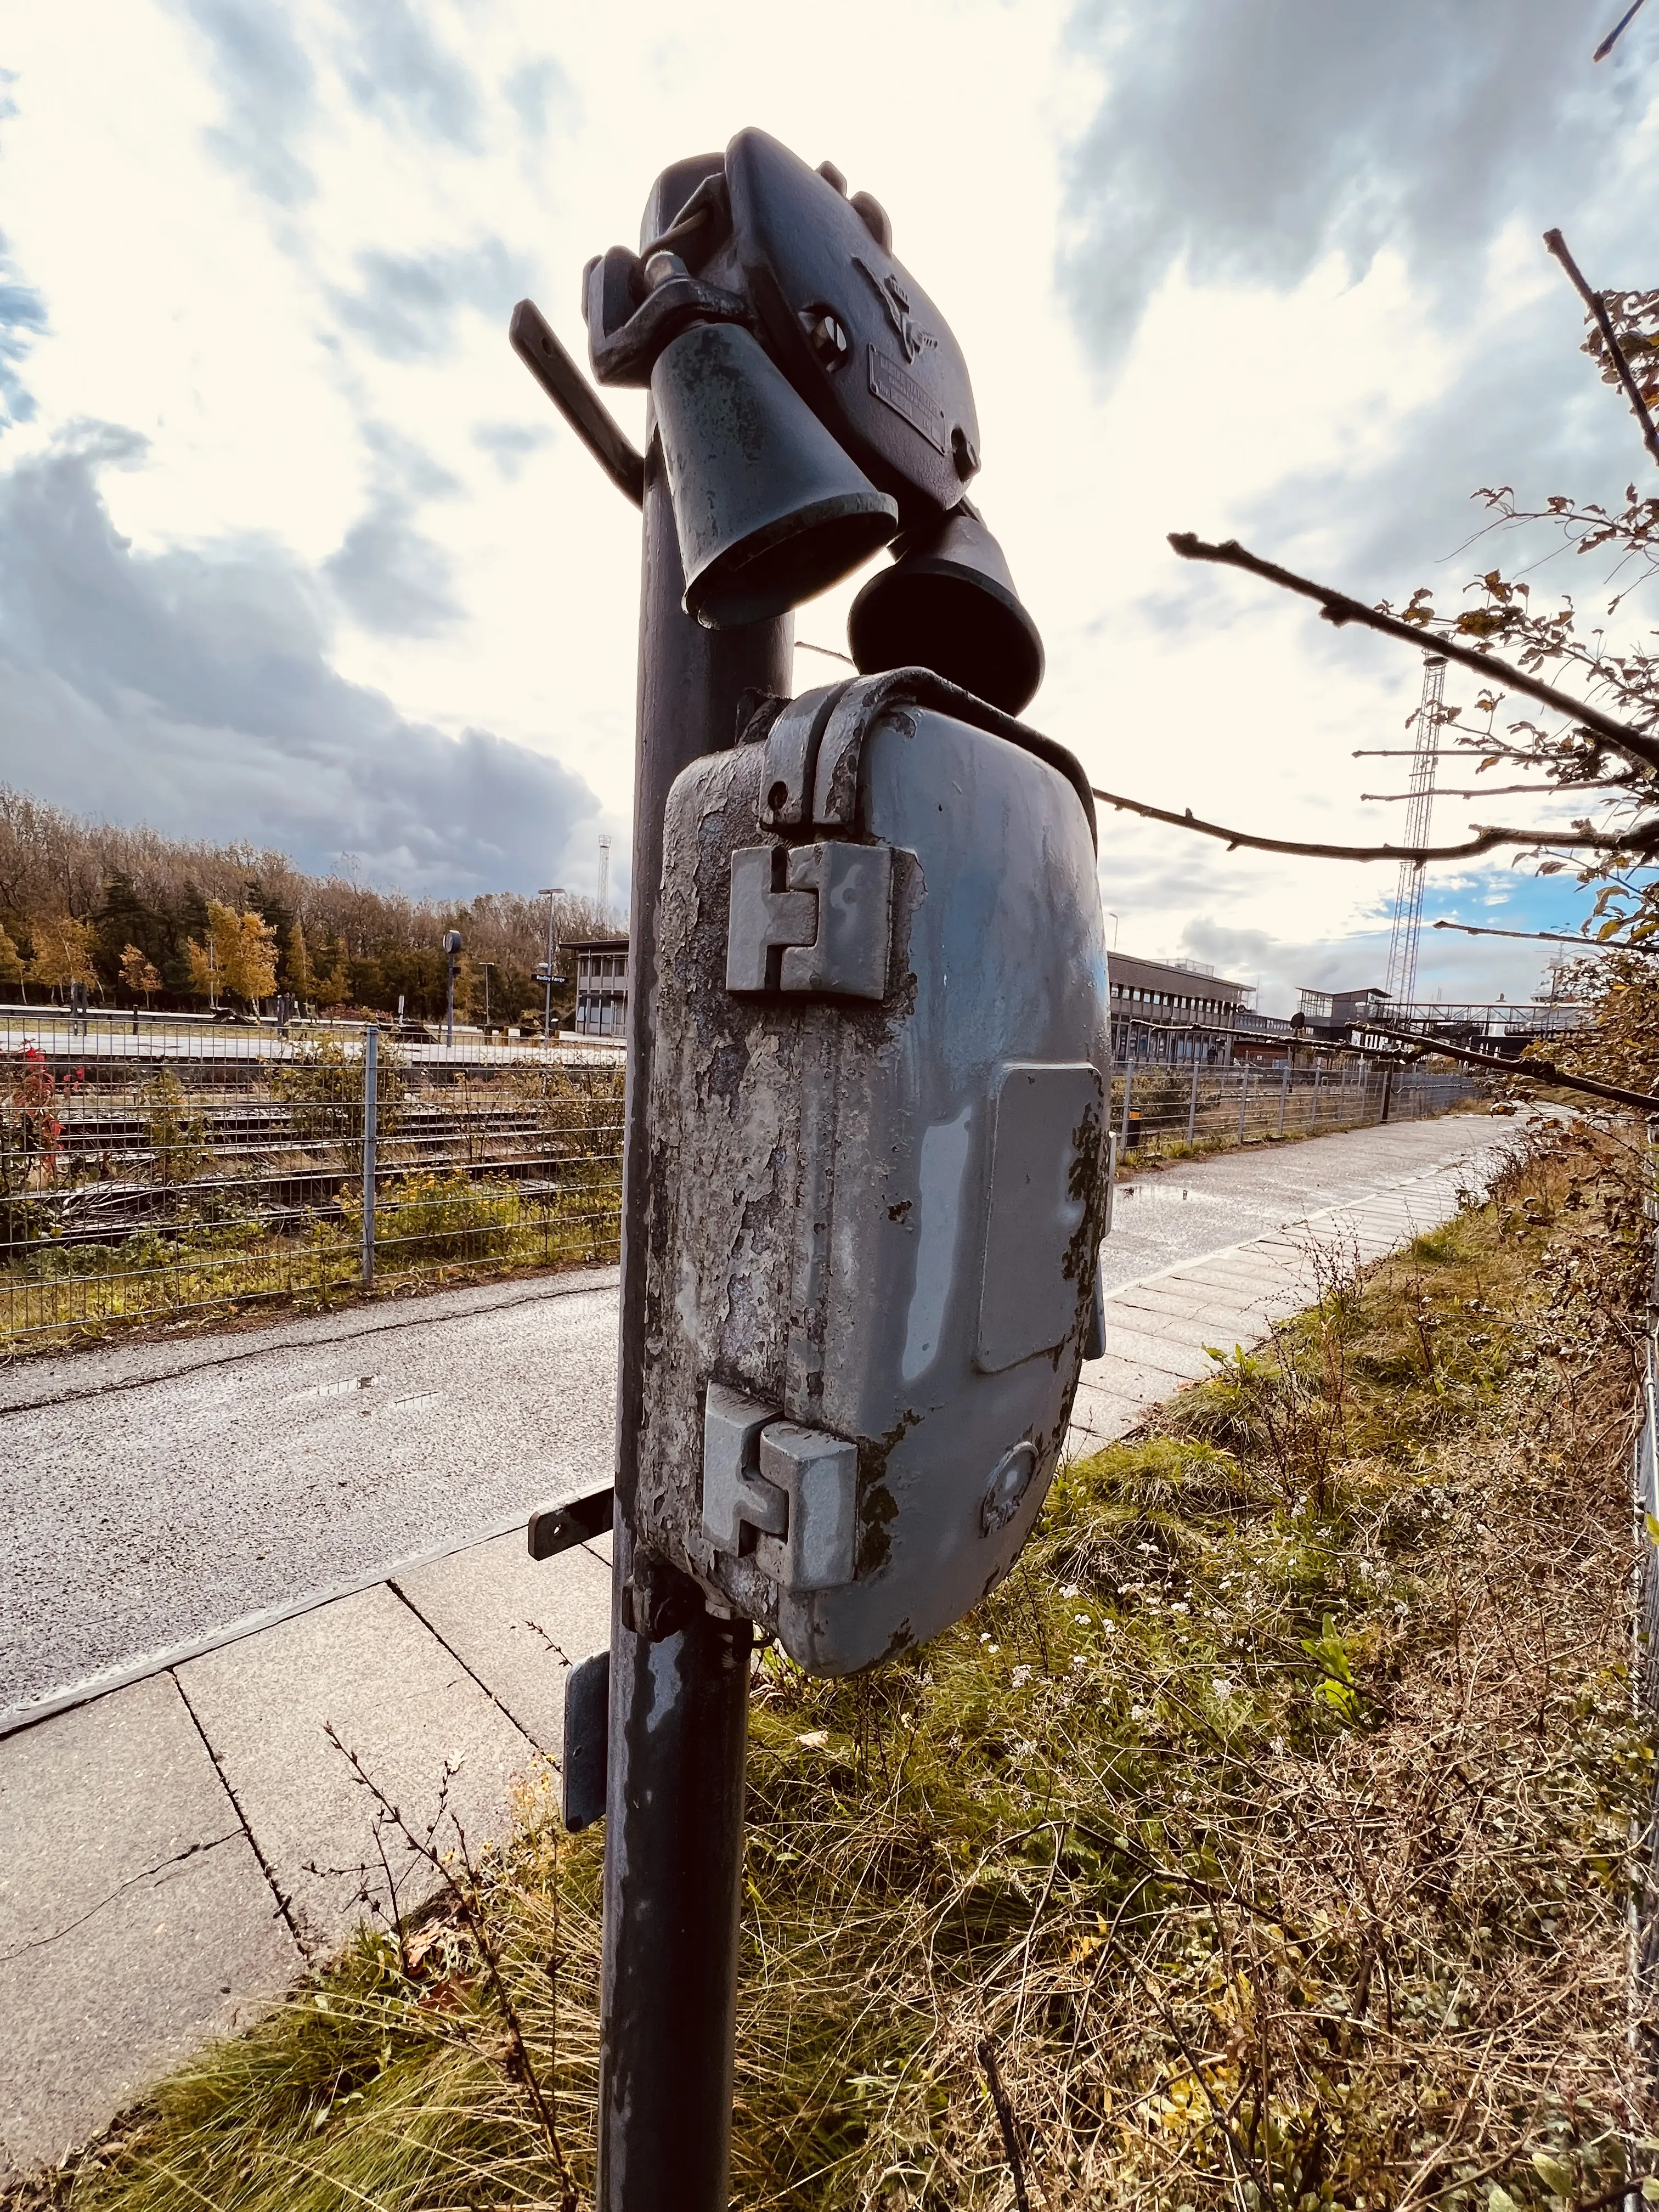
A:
[
  {"xmin": 1362, "ymin": 782, "xmax": 1628, "ymax": 801},
  {"xmin": 1372, "ymin": 1025, "xmax": 1659, "ymax": 1112},
  {"xmin": 1594, "ymin": 0, "xmax": 1650, "ymax": 60},
  {"xmin": 1088, "ymin": 782, "xmax": 1657, "ymax": 864},
  {"xmin": 1544, "ymin": 227, "xmax": 1659, "ymax": 471},
  {"xmin": 1166, "ymin": 533, "xmax": 1659, "ymax": 777},
  {"xmin": 1432, "ymin": 917, "xmax": 1659, "ymax": 954}
]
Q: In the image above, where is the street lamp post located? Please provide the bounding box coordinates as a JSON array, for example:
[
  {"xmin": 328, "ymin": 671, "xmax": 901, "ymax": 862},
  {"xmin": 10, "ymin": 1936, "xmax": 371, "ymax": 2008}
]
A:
[
  {"xmin": 442, "ymin": 929, "xmax": 461, "ymax": 1049},
  {"xmin": 538, "ymin": 887, "xmax": 566, "ymax": 1042}
]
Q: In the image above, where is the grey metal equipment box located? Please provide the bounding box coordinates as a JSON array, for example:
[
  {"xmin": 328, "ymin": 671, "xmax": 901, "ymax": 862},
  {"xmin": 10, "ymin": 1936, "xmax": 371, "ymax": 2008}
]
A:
[{"xmin": 636, "ymin": 669, "xmax": 1111, "ymax": 1675}]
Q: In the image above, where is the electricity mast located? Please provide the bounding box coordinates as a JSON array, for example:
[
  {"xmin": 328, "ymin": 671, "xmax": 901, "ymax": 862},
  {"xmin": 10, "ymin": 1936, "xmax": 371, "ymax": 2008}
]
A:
[{"xmin": 1384, "ymin": 654, "xmax": 1447, "ymax": 1010}]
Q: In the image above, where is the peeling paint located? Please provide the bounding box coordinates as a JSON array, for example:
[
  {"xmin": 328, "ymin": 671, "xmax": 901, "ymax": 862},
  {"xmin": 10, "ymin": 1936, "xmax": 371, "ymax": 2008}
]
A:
[{"xmin": 633, "ymin": 682, "xmax": 1109, "ymax": 1676}]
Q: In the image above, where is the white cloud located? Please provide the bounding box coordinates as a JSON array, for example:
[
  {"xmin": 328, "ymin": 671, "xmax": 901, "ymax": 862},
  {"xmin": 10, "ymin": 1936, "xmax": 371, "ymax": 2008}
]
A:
[{"xmin": 0, "ymin": 0, "xmax": 1653, "ymax": 949}]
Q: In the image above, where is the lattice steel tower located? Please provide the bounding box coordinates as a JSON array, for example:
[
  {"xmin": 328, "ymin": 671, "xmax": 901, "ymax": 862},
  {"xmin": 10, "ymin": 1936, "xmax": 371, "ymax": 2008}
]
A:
[{"xmin": 1384, "ymin": 654, "xmax": 1447, "ymax": 1010}]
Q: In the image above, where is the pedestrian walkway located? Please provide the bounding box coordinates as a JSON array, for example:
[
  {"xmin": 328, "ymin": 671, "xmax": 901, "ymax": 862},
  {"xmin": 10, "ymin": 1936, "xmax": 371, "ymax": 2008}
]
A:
[{"xmin": 0, "ymin": 1111, "xmax": 1517, "ymax": 2177}]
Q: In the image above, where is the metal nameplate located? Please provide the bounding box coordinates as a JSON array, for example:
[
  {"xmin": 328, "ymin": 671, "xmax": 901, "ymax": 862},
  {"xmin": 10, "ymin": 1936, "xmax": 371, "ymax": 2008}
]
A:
[{"xmin": 867, "ymin": 345, "xmax": 947, "ymax": 455}]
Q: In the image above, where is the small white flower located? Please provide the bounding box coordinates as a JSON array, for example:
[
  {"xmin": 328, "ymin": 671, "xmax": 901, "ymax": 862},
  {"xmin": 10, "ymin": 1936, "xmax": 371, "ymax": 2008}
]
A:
[
  {"xmin": 1101, "ymin": 1619, "xmax": 1118, "ymax": 1635},
  {"xmin": 1211, "ymin": 1677, "xmax": 1235, "ymax": 1699},
  {"xmin": 1172, "ymin": 1602, "xmax": 1189, "ymax": 1616},
  {"xmin": 1074, "ymin": 1612, "xmax": 1092, "ymax": 1626},
  {"xmin": 1012, "ymin": 1664, "xmax": 1034, "ymax": 1688},
  {"xmin": 1059, "ymin": 1583, "xmax": 1080, "ymax": 1600}
]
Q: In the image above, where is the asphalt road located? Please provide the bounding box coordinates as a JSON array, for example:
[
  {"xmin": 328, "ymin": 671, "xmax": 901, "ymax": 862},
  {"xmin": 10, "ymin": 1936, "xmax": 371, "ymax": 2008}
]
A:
[{"xmin": 0, "ymin": 1111, "xmax": 1517, "ymax": 1724}]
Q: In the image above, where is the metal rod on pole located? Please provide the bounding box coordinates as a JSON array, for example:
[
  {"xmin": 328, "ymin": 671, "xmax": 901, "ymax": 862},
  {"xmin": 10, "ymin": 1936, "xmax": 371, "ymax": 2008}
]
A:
[
  {"xmin": 443, "ymin": 931, "xmax": 460, "ymax": 1051},
  {"xmin": 597, "ymin": 150, "xmax": 795, "ymax": 2212},
  {"xmin": 1120, "ymin": 1058, "xmax": 1133, "ymax": 1151},
  {"xmin": 362, "ymin": 1024, "xmax": 377, "ymax": 1290}
]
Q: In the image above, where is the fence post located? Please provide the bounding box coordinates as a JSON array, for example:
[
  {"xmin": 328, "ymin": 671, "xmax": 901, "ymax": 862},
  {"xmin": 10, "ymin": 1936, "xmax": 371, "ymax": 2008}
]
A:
[
  {"xmin": 1277, "ymin": 1059, "xmax": 1289, "ymax": 1137},
  {"xmin": 1186, "ymin": 1056, "xmax": 1199, "ymax": 1146},
  {"xmin": 1237, "ymin": 1064, "xmax": 1250, "ymax": 1143},
  {"xmin": 1121, "ymin": 1058, "xmax": 1134, "ymax": 1150},
  {"xmin": 1380, "ymin": 1065, "xmax": 1393, "ymax": 1124},
  {"xmin": 362, "ymin": 1025, "xmax": 378, "ymax": 1289}
]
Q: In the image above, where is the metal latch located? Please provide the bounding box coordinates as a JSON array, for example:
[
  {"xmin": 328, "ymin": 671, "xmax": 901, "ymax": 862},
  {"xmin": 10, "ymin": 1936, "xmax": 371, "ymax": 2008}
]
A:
[
  {"xmin": 726, "ymin": 840, "xmax": 892, "ymax": 1000},
  {"xmin": 702, "ymin": 1383, "xmax": 857, "ymax": 1591}
]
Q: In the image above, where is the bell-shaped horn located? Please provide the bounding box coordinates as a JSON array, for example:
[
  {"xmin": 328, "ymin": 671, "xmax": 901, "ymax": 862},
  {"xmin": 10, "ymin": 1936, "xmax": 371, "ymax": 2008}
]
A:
[
  {"xmin": 651, "ymin": 321, "xmax": 899, "ymax": 628},
  {"xmin": 847, "ymin": 506, "xmax": 1045, "ymax": 715}
]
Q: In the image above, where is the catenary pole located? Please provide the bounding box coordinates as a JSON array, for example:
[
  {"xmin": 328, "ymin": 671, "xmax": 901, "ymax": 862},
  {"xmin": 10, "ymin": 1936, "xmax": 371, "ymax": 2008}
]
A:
[{"xmin": 596, "ymin": 154, "xmax": 795, "ymax": 2212}]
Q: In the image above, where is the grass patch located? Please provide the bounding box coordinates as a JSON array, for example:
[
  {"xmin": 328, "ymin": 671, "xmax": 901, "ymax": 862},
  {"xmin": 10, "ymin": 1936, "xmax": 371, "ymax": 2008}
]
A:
[
  {"xmin": 15, "ymin": 1121, "xmax": 1651, "ymax": 2211},
  {"xmin": 0, "ymin": 1175, "xmax": 621, "ymax": 1351}
]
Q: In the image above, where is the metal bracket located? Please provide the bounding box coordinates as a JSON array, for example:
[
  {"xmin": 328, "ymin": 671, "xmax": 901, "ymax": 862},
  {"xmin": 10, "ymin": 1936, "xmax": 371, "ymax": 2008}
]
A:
[
  {"xmin": 726, "ymin": 840, "xmax": 892, "ymax": 999},
  {"xmin": 701, "ymin": 1385, "xmax": 857, "ymax": 1592},
  {"xmin": 702, "ymin": 1384, "xmax": 789, "ymax": 1550},
  {"xmin": 562, "ymin": 1650, "xmax": 610, "ymax": 1832},
  {"xmin": 752, "ymin": 1422, "xmax": 858, "ymax": 1592},
  {"xmin": 528, "ymin": 1483, "xmax": 615, "ymax": 1558}
]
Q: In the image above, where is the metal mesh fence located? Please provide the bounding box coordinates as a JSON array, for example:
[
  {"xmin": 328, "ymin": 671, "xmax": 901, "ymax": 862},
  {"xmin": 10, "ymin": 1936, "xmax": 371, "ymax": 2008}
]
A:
[
  {"xmin": 1634, "ymin": 1175, "xmax": 1659, "ymax": 2084},
  {"xmin": 0, "ymin": 1009, "xmax": 1483, "ymax": 1350},
  {"xmin": 1109, "ymin": 1059, "xmax": 1482, "ymax": 1160},
  {"xmin": 0, "ymin": 1013, "xmax": 625, "ymax": 1345}
]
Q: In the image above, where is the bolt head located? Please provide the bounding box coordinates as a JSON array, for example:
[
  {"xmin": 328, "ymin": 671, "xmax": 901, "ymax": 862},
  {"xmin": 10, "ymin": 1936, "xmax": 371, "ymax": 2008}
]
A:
[{"xmin": 806, "ymin": 311, "xmax": 850, "ymax": 369}]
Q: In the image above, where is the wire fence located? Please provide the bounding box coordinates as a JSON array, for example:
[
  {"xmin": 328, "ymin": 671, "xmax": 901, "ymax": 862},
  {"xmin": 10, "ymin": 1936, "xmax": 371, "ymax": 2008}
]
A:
[
  {"xmin": 0, "ymin": 1016, "xmax": 625, "ymax": 1347},
  {"xmin": 1633, "ymin": 1165, "xmax": 1659, "ymax": 2086},
  {"xmin": 0, "ymin": 1012, "xmax": 1486, "ymax": 1351},
  {"xmin": 1109, "ymin": 1058, "xmax": 1483, "ymax": 1161}
]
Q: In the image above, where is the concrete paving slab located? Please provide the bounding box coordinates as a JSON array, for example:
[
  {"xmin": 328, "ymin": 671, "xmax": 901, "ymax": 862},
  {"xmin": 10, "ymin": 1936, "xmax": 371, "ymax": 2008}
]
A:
[
  {"xmin": 177, "ymin": 1587, "xmax": 541, "ymax": 1956},
  {"xmin": 0, "ymin": 1674, "xmax": 300, "ymax": 2175},
  {"xmin": 1, "ymin": 1833, "xmax": 298, "ymax": 2177},
  {"xmin": 1076, "ymin": 1352, "xmax": 1190, "ymax": 1406},
  {"xmin": 396, "ymin": 1532, "xmax": 612, "ymax": 1754},
  {"xmin": 1065, "ymin": 1382, "xmax": 1148, "ymax": 1448},
  {"xmin": 1174, "ymin": 1259, "xmax": 1314, "ymax": 1303},
  {"xmin": 0, "ymin": 1673, "xmax": 234, "ymax": 1947},
  {"xmin": 1110, "ymin": 1287, "xmax": 1279, "ymax": 1333},
  {"xmin": 1091, "ymin": 1323, "xmax": 1216, "ymax": 1383}
]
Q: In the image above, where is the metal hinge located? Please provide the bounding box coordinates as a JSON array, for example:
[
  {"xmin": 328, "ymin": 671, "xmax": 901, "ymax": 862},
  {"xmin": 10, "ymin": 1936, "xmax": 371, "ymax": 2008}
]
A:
[
  {"xmin": 702, "ymin": 1383, "xmax": 857, "ymax": 1591},
  {"xmin": 726, "ymin": 840, "xmax": 893, "ymax": 1000}
]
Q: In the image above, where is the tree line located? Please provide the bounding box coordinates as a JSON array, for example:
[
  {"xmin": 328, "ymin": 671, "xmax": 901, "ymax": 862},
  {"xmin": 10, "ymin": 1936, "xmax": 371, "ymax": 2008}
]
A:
[{"xmin": 0, "ymin": 786, "xmax": 616, "ymax": 1024}]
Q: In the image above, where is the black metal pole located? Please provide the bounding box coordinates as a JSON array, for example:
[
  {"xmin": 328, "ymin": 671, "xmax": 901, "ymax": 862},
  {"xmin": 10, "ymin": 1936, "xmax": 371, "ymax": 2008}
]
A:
[{"xmin": 597, "ymin": 154, "xmax": 794, "ymax": 2212}]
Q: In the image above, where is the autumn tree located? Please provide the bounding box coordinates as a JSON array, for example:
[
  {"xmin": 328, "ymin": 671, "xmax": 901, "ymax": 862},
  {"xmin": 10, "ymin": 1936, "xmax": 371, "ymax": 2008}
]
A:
[
  {"xmin": 0, "ymin": 923, "xmax": 21, "ymax": 995},
  {"xmin": 317, "ymin": 938, "xmax": 352, "ymax": 1009},
  {"xmin": 27, "ymin": 915, "xmax": 98, "ymax": 998},
  {"xmin": 183, "ymin": 904, "xmax": 278, "ymax": 1010},
  {"xmin": 213, "ymin": 903, "xmax": 278, "ymax": 1007},
  {"xmin": 282, "ymin": 923, "xmax": 318, "ymax": 1005},
  {"xmin": 119, "ymin": 943, "xmax": 161, "ymax": 1004}
]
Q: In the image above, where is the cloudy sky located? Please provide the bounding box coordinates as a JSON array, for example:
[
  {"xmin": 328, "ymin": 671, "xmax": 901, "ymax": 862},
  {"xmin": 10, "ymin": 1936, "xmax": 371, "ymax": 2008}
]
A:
[{"xmin": 2, "ymin": 0, "xmax": 1655, "ymax": 1008}]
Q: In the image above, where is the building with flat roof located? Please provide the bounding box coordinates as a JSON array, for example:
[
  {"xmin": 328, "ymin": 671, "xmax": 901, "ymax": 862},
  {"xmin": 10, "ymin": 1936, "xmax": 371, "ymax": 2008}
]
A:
[
  {"xmin": 565, "ymin": 935, "xmax": 629, "ymax": 1038},
  {"xmin": 1109, "ymin": 952, "xmax": 1287, "ymax": 1064}
]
